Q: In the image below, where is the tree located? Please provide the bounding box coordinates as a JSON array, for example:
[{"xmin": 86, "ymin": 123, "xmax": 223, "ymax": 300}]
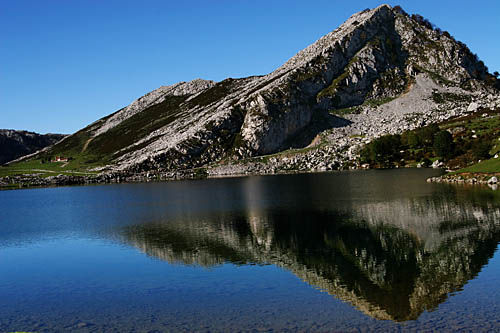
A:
[
  {"xmin": 433, "ymin": 131, "xmax": 454, "ymax": 159},
  {"xmin": 494, "ymin": 71, "xmax": 499, "ymax": 78},
  {"xmin": 402, "ymin": 131, "xmax": 421, "ymax": 149},
  {"xmin": 418, "ymin": 124, "xmax": 440, "ymax": 145},
  {"xmin": 361, "ymin": 134, "xmax": 402, "ymax": 165}
]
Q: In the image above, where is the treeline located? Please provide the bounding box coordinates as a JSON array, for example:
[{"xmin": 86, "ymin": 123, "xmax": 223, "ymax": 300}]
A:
[{"xmin": 359, "ymin": 124, "xmax": 493, "ymax": 167}]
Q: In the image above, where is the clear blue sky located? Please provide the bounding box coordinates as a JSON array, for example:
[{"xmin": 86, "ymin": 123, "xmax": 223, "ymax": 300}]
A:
[{"xmin": 2, "ymin": 0, "xmax": 499, "ymax": 134}]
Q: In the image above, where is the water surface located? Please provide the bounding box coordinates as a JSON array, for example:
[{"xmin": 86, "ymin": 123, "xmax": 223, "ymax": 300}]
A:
[{"xmin": 1, "ymin": 169, "xmax": 500, "ymax": 331}]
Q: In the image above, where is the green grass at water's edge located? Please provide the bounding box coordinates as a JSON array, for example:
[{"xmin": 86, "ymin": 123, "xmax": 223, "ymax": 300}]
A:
[{"xmin": 454, "ymin": 158, "xmax": 500, "ymax": 174}]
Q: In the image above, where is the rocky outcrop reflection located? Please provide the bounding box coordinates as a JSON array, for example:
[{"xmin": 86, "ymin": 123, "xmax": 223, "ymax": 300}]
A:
[{"xmin": 119, "ymin": 185, "xmax": 500, "ymax": 322}]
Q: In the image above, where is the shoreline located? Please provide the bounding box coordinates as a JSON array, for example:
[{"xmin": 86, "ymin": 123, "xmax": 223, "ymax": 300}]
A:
[
  {"xmin": 427, "ymin": 172, "xmax": 499, "ymax": 188},
  {"xmin": 0, "ymin": 166, "xmax": 452, "ymax": 191},
  {"xmin": 2, "ymin": 165, "xmax": 498, "ymax": 191}
]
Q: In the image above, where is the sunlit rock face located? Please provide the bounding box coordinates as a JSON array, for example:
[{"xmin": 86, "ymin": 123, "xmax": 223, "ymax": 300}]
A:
[{"xmin": 117, "ymin": 178, "xmax": 500, "ymax": 322}]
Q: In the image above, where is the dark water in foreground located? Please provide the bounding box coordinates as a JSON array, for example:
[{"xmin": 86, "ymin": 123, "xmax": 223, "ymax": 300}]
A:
[{"xmin": 1, "ymin": 169, "xmax": 500, "ymax": 332}]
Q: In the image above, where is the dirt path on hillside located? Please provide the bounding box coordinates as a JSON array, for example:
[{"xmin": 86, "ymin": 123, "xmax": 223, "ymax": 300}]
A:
[{"xmin": 82, "ymin": 138, "xmax": 93, "ymax": 153}]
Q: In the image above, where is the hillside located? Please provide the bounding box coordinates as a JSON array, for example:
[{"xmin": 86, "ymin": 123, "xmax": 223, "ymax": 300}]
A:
[
  {"xmin": 0, "ymin": 130, "xmax": 66, "ymax": 165},
  {"xmin": 3, "ymin": 4, "xmax": 499, "ymax": 182}
]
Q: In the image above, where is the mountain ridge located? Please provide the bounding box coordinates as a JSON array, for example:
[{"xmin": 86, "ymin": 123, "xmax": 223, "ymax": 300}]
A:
[
  {"xmin": 5, "ymin": 4, "xmax": 500, "ymax": 179},
  {"xmin": 0, "ymin": 130, "xmax": 66, "ymax": 165}
]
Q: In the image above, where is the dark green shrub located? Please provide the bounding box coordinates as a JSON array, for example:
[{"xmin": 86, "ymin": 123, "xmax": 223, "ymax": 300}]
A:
[
  {"xmin": 418, "ymin": 124, "xmax": 440, "ymax": 145},
  {"xmin": 361, "ymin": 134, "xmax": 402, "ymax": 165},
  {"xmin": 433, "ymin": 130, "xmax": 454, "ymax": 159},
  {"xmin": 402, "ymin": 131, "xmax": 421, "ymax": 149},
  {"xmin": 472, "ymin": 141, "xmax": 492, "ymax": 160}
]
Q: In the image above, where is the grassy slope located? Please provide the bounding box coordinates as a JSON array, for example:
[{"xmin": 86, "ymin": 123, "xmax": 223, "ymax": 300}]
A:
[
  {"xmin": 442, "ymin": 109, "xmax": 500, "ymax": 174},
  {"xmin": 1, "ymin": 80, "xmax": 241, "ymax": 178},
  {"xmin": 0, "ymin": 95, "xmax": 190, "ymax": 177},
  {"xmin": 456, "ymin": 158, "xmax": 500, "ymax": 173}
]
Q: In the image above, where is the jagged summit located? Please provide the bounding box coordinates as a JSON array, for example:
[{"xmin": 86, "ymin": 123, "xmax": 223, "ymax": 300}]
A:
[
  {"xmin": 14, "ymin": 5, "xmax": 500, "ymax": 174},
  {"xmin": 277, "ymin": 4, "xmax": 392, "ymax": 72}
]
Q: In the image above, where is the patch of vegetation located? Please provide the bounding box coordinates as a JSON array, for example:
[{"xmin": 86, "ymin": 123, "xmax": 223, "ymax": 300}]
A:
[
  {"xmin": 431, "ymin": 91, "xmax": 472, "ymax": 104},
  {"xmin": 359, "ymin": 108, "xmax": 500, "ymax": 171},
  {"xmin": 433, "ymin": 130, "xmax": 454, "ymax": 159},
  {"xmin": 360, "ymin": 134, "xmax": 402, "ymax": 167},
  {"xmin": 92, "ymin": 95, "xmax": 187, "ymax": 156},
  {"xmin": 363, "ymin": 96, "xmax": 396, "ymax": 108},
  {"xmin": 413, "ymin": 65, "xmax": 454, "ymax": 86},
  {"xmin": 374, "ymin": 69, "xmax": 407, "ymax": 95},
  {"xmin": 456, "ymin": 158, "xmax": 500, "ymax": 173},
  {"xmin": 317, "ymin": 72, "xmax": 348, "ymax": 100},
  {"xmin": 0, "ymin": 158, "xmax": 100, "ymax": 178},
  {"xmin": 329, "ymin": 106, "xmax": 361, "ymax": 116},
  {"xmin": 191, "ymin": 167, "xmax": 208, "ymax": 179},
  {"xmin": 317, "ymin": 56, "xmax": 359, "ymax": 100},
  {"xmin": 294, "ymin": 55, "xmax": 329, "ymax": 82},
  {"xmin": 187, "ymin": 78, "xmax": 236, "ymax": 108}
]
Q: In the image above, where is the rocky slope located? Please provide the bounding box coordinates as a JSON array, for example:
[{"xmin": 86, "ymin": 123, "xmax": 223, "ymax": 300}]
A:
[
  {"xmin": 12, "ymin": 4, "xmax": 500, "ymax": 175},
  {"xmin": 0, "ymin": 130, "xmax": 65, "ymax": 165}
]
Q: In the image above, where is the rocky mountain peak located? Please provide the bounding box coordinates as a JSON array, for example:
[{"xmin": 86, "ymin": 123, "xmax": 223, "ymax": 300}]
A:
[
  {"xmin": 20, "ymin": 5, "xmax": 500, "ymax": 175},
  {"xmin": 275, "ymin": 4, "xmax": 393, "ymax": 75}
]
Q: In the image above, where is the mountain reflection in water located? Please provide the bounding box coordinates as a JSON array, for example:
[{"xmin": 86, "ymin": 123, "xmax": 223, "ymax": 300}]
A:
[{"xmin": 116, "ymin": 172, "xmax": 500, "ymax": 322}]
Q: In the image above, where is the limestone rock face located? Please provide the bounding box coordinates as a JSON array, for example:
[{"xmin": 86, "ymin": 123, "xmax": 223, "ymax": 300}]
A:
[{"xmin": 36, "ymin": 4, "xmax": 499, "ymax": 172}]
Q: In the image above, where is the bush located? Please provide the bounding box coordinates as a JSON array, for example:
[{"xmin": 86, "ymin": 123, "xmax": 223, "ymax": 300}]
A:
[
  {"xmin": 421, "ymin": 158, "xmax": 431, "ymax": 167},
  {"xmin": 433, "ymin": 130, "xmax": 454, "ymax": 159},
  {"xmin": 393, "ymin": 5, "xmax": 408, "ymax": 16},
  {"xmin": 411, "ymin": 14, "xmax": 434, "ymax": 30},
  {"xmin": 472, "ymin": 141, "xmax": 492, "ymax": 160}
]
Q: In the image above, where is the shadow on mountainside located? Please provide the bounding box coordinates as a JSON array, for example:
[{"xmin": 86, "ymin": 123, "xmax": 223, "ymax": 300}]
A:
[{"xmin": 284, "ymin": 112, "xmax": 352, "ymax": 149}]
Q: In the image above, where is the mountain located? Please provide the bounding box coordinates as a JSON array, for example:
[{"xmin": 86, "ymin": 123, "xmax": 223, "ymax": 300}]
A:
[
  {"xmin": 0, "ymin": 130, "xmax": 66, "ymax": 165},
  {"xmin": 9, "ymin": 4, "xmax": 500, "ymax": 176}
]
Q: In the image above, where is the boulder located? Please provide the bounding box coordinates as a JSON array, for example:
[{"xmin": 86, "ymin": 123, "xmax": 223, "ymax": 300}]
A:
[
  {"xmin": 487, "ymin": 176, "xmax": 498, "ymax": 184},
  {"xmin": 431, "ymin": 160, "xmax": 444, "ymax": 168},
  {"xmin": 467, "ymin": 102, "xmax": 479, "ymax": 112}
]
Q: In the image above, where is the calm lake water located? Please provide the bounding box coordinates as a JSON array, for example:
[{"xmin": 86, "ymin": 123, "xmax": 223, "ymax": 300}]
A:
[{"xmin": 1, "ymin": 169, "xmax": 500, "ymax": 332}]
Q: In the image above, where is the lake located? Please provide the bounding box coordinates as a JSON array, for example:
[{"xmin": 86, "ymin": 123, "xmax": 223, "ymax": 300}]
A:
[{"xmin": 1, "ymin": 169, "xmax": 500, "ymax": 332}]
